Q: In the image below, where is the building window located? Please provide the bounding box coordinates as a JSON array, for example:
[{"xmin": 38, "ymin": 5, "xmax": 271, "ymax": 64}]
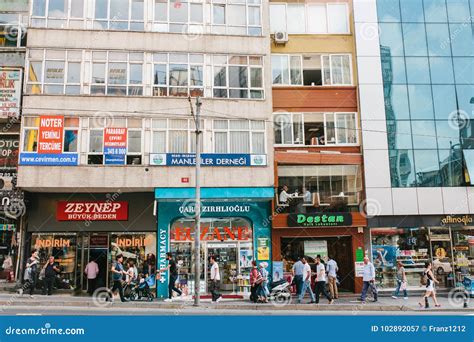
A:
[
  {"xmin": 31, "ymin": 0, "xmax": 85, "ymax": 28},
  {"xmin": 269, "ymin": 3, "xmax": 349, "ymax": 34},
  {"xmin": 93, "ymin": 0, "xmax": 144, "ymax": 30},
  {"xmin": 152, "ymin": 53, "xmax": 204, "ymax": 97},
  {"xmin": 210, "ymin": 0, "xmax": 262, "ymax": 36},
  {"xmin": 153, "ymin": 0, "xmax": 204, "ymax": 34},
  {"xmin": 212, "ymin": 55, "xmax": 264, "ymax": 99},
  {"xmin": 27, "ymin": 49, "xmax": 83, "ymax": 95},
  {"xmin": 271, "ymin": 54, "xmax": 352, "ymax": 86},
  {"xmin": 0, "ymin": 14, "xmax": 27, "ymax": 48},
  {"xmin": 87, "ymin": 117, "xmax": 143, "ymax": 165},
  {"xmin": 91, "ymin": 51, "xmax": 144, "ymax": 96},
  {"xmin": 151, "ymin": 118, "xmax": 203, "ymax": 153},
  {"xmin": 274, "ymin": 112, "xmax": 358, "ymax": 146},
  {"xmin": 213, "ymin": 119, "xmax": 265, "ymax": 154}
]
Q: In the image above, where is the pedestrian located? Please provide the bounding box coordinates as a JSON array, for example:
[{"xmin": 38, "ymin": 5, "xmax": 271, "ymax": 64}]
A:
[
  {"xmin": 42, "ymin": 256, "xmax": 60, "ymax": 296},
  {"xmin": 297, "ymin": 257, "xmax": 316, "ymax": 304},
  {"xmin": 160, "ymin": 252, "xmax": 182, "ymax": 302},
  {"xmin": 84, "ymin": 259, "xmax": 99, "ymax": 296},
  {"xmin": 209, "ymin": 255, "xmax": 222, "ymax": 303},
  {"xmin": 292, "ymin": 256, "xmax": 304, "ymax": 297},
  {"xmin": 360, "ymin": 256, "xmax": 378, "ymax": 303},
  {"xmin": 392, "ymin": 261, "xmax": 408, "ymax": 300},
  {"xmin": 21, "ymin": 249, "xmax": 39, "ymax": 298},
  {"xmin": 418, "ymin": 262, "xmax": 440, "ymax": 308},
  {"xmin": 326, "ymin": 255, "xmax": 339, "ymax": 299},
  {"xmin": 109, "ymin": 254, "xmax": 127, "ymax": 302},
  {"xmin": 249, "ymin": 260, "xmax": 259, "ymax": 303},
  {"xmin": 257, "ymin": 262, "xmax": 269, "ymax": 303},
  {"xmin": 126, "ymin": 260, "xmax": 137, "ymax": 284},
  {"xmin": 314, "ymin": 256, "xmax": 333, "ymax": 304}
]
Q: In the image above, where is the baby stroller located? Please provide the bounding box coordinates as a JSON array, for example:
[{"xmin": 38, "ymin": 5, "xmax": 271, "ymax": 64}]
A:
[{"xmin": 129, "ymin": 274, "xmax": 156, "ymax": 302}]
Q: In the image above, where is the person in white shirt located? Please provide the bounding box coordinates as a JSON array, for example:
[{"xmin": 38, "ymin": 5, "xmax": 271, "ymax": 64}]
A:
[
  {"xmin": 360, "ymin": 256, "xmax": 378, "ymax": 302},
  {"xmin": 84, "ymin": 259, "xmax": 99, "ymax": 295},
  {"xmin": 314, "ymin": 256, "xmax": 333, "ymax": 304},
  {"xmin": 326, "ymin": 256, "xmax": 339, "ymax": 299},
  {"xmin": 279, "ymin": 185, "xmax": 291, "ymax": 204},
  {"xmin": 297, "ymin": 257, "xmax": 316, "ymax": 304},
  {"xmin": 302, "ymin": 187, "xmax": 312, "ymax": 203},
  {"xmin": 209, "ymin": 255, "xmax": 222, "ymax": 303}
]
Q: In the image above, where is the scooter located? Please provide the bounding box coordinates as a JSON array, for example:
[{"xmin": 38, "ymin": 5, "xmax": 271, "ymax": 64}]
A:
[{"xmin": 268, "ymin": 279, "xmax": 292, "ymax": 305}]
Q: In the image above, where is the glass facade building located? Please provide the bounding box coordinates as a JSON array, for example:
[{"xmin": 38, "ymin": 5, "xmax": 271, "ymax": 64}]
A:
[{"xmin": 377, "ymin": 0, "xmax": 473, "ymax": 187}]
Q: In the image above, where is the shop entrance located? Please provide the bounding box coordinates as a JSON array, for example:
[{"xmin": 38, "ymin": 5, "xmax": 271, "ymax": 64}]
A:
[
  {"xmin": 281, "ymin": 236, "xmax": 354, "ymax": 292},
  {"xmin": 429, "ymin": 228, "xmax": 454, "ymax": 288}
]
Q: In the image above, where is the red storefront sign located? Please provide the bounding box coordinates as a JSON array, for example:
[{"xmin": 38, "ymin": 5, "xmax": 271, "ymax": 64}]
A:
[
  {"xmin": 172, "ymin": 226, "xmax": 252, "ymax": 242},
  {"xmin": 104, "ymin": 127, "xmax": 127, "ymax": 149},
  {"xmin": 37, "ymin": 116, "xmax": 64, "ymax": 154},
  {"xmin": 56, "ymin": 201, "xmax": 129, "ymax": 221}
]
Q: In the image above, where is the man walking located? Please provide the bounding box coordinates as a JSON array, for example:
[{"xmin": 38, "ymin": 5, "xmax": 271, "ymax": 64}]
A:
[
  {"xmin": 160, "ymin": 252, "xmax": 182, "ymax": 302},
  {"xmin": 297, "ymin": 257, "xmax": 315, "ymax": 304},
  {"xmin": 84, "ymin": 259, "xmax": 99, "ymax": 295},
  {"xmin": 360, "ymin": 256, "xmax": 378, "ymax": 302},
  {"xmin": 326, "ymin": 255, "xmax": 339, "ymax": 299},
  {"xmin": 209, "ymin": 255, "xmax": 222, "ymax": 303},
  {"xmin": 42, "ymin": 256, "xmax": 60, "ymax": 296},
  {"xmin": 292, "ymin": 256, "xmax": 304, "ymax": 296},
  {"xmin": 110, "ymin": 254, "xmax": 127, "ymax": 302},
  {"xmin": 314, "ymin": 256, "xmax": 333, "ymax": 304}
]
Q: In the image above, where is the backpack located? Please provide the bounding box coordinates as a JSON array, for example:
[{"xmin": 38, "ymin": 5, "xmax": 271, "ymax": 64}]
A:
[{"xmin": 420, "ymin": 272, "xmax": 428, "ymax": 286}]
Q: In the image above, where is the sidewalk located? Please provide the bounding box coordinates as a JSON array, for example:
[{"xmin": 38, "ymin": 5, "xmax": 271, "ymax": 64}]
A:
[{"xmin": 0, "ymin": 291, "xmax": 471, "ymax": 312}]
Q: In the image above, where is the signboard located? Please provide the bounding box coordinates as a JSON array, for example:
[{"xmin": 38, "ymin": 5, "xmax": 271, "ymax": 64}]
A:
[
  {"xmin": 441, "ymin": 215, "xmax": 473, "ymax": 226},
  {"xmin": 150, "ymin": 153, "xmax": 267, "ymax": 167},
  {"xmin": 37, "ymin": 116, "xmax": 64, "ymax": 154},
  {"xmin": 19, "ymin": 153, "xmax": 79, "ymax": 166},
  {"xmin": 56, "ymin": 201, "xmax": 129, "ymax": 221},
  {"xmin": 355, "ymin": 262, "xmax": 364, "ymax": 277},
  {"xmin": 104, "ymin": 127, "xmax": 127, "ymax": 165},
  {"xmin": 304, "ymin": 240, "xmax": 327, "ymax": 259},
  {"xmin": 171, "ymin": 225, "xmax": 252, "ymax": 242},
  {"xmin": 355, "ymin": 247, "xmax": 364, "ymax": 262},
  {"xmin": 257, "ymin": 237, "xmax": 270, "ymax": 260},
  {"xmin": 0, "ymin": 135, "xmax": 19, "ymax": 187},
  {"xmin": 0, "ymin": 224, "xmax": 15, "ymax": 231},
  {"xmin": 0, "ymin": 69, "xmax": 21, "ymax": 118},
  {"xmin": 288, "ymin": 213, "xmax": 352, "ymax": 227}
]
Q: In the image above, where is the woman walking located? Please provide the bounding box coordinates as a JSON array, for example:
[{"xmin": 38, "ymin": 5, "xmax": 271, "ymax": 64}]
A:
[
  {"xmin": 257, "ymin": 262, "xmax": 269, "ymax": 303},
  {"xmin": 418, "ymin": 261, "xmax": 440, "ymax": 308},
  {"xmin": 249, "ymin": 260, "xmax": 259, "ymax": 303},
  {"xmin": 391, "ymin": 261, "xmax": 408, "ymax": 299}
]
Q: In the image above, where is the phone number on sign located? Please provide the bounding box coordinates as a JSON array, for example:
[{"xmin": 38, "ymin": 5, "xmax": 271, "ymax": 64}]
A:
[{"xmin": 371, "ymin": 325, "xmax": 467, "ymax": 333}]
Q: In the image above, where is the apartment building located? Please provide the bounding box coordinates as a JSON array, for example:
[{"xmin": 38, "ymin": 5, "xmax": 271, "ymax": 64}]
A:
[
  {"xmin": 18, "ymin": 0, "xmax": 274, "ymax": 297},
  {"xmin": 269, "ymin": 0, "xmax": 365, "ymax": 293},
  {"xmin": 354, "ymin": 0, "xmax": 473, "ymax": 290}
]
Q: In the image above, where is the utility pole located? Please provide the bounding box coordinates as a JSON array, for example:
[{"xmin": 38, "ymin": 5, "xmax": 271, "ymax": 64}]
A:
[{"xmin": 189, "ymin": 96, "xmax": 202, "ymax": 306}]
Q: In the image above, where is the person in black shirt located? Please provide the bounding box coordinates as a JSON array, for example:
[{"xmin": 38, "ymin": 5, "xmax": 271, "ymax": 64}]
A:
[
  {"xmin": 42, "ymin": 256, "xmax": 60, "ymax": 296},
  {"xmin": 160, "ymin": 252, "xmax": 182, "ymax": 302}
]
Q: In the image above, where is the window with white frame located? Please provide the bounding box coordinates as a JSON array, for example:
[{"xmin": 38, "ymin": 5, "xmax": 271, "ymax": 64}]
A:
[
  {"xmin": 152, "ymin": 53, "xmax": 204, "ymax": 97},
  {"xmin": 27, "ymin": 49, "xmax": 83, "ymax": 95},
  {"xmin": 213, "ymin": 119, "xmax": 265, "ymax": 154},
  {"xmin": 91, "ymin": 51, "xmax": 144, "ymax": 96},
  {"xmin": 0, "ymin": 14, "xmax": 27, "ymax": 48},
  {"xmin": 269, "ymin": 3, "xmax": 349, "ymax": 34},
  {"xmin": 271, "ymin": 54, "xmax": 352, "ymax": 86},
  {"xmin": 153, "ymin": 0, "xmax": 204, "ymax": 34},
  {"xmin": 151, "ymin": 118, "xmax": 203, "ymax": 153},
  {"xmin": 93, "ymin": 0, "xmax": 144, "ymax": 30},
  {"xmin": 31, "ymin": 0, "xmax": 85, "ymax": 29},
  {"xmin": 22, "ymin": 116, "xmax": 80, "ymax": 153},
  {"xmin": 212, "ymin": 55, "xmax": 264, "ymax": 99},
  {"xmin": 87, "ymin": 117, "xmax": 143, "ymax": 165},
  {"xmin": 274, "ymin": 112, "xmax": 357, "ymax": 146},
  {"xmin": 211, "ymin": 0, "xmax": 262, "ymax": 36}
]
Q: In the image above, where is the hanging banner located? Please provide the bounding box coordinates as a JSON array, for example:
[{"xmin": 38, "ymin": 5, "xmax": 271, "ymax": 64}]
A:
[
  {"xmin": 37, "ymin": 115, "xmax": 64, "ymax": 154},
  {"xmin": 104, "ymin": 127, "xmax": 127, "ymax": 165},
  {"xmin": 0, "ymin": 69, "xmax": 22, "ymax": 118}
]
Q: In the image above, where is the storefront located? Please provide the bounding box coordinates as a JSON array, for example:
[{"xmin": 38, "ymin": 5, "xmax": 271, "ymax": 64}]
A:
[
  {"xmin": 155, "ymin": 187, "xmax": 273, "ymax": 298},
  {"xmin": 368, "ymin": 215, "xmax": 474, "ymax": 290},
  {"xmin": 24, "ymin": 192, "xmax": 156, "ymax": 292},
  {"xmin": 0, "ymin": 223, "xmax": 17, "ymax": 282},
  {"xmin": 272, "ymin": 211, "xmax": 366, "ymax": 293}
]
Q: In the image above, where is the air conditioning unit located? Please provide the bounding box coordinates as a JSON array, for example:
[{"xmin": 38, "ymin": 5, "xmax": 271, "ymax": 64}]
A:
[{"xmin": 274, "ymin": 31, "xmax": 288, "ymax": 44}]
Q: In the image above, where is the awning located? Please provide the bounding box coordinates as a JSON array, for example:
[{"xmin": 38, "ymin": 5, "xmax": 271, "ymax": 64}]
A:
[{"xmin": 155, "ymin": 187, "xmax": 274, "ymax": 201}]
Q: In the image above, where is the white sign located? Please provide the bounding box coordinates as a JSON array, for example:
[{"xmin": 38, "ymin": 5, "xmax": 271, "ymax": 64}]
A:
[
  {"xmin": 304, "ymin": 240, "xmax": 328, "ymax": 259},
  {"xmin": 355, "ymin": 262, "xmax": 365, "ymax": 277},
  {"xmin": 0, "ymin": 69, "xmax": 22, "ymax": 118}
]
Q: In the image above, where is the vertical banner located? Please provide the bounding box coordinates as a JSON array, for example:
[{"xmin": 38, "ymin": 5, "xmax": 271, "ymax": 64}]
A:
[
  {"xmin": 0, "ymin": 69, "xmax": 22, "ymax": 118},
  {"xmin": 104, "ymin": 128, "xmax": 127, "ymax": 165},
  {"xmin": 37, "ymin": 116, "xmax": 64, "ymax": 154}
]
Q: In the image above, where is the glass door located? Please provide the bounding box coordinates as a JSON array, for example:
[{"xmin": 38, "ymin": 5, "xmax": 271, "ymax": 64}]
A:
[
  {"xmin": 208, "ymin": 243, "xmax": 238, "ymax": 292},
  {"xmin": 429, "ymin": 227, "xmax": 455, "ymax": 288}
]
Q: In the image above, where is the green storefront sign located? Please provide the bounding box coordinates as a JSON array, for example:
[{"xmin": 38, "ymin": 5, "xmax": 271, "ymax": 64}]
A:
[{"xmin": 288, "ymin": 213, "xmax": 352, "ymax": 227}]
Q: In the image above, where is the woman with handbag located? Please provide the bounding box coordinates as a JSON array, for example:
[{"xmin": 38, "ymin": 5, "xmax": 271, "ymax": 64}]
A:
[
  {"xmin": 21, "ymin": 249, "xmax": 39, "ymax": 298},
  {"xmin": 249, "ymin": 261, "xmax": 259, "ymax": 303},
  {"xmin": 418, "ymin": 262, "xmax": 440, "ymax": 308},
  {"xmin": 391, "ymin": 261, "xmax": 408, "ymax": 299}
]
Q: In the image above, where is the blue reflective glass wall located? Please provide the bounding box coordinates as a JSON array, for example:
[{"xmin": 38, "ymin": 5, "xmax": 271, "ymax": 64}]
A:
[{"xmin": 377, "ymin": 0, "xmax": 474, "ymax": 187}]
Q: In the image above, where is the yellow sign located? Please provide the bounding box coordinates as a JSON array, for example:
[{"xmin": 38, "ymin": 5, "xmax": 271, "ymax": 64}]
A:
[
  {"xmin": 441, "ymin": 215, "xmax": 473, "ymax": 226},
  {"xmin": 257, "ymin": 237, "xmax": 269, "ymax": 260},
  {"xmin": 435, "ymin": 247, "xmax": 447, "ymax": 259}
]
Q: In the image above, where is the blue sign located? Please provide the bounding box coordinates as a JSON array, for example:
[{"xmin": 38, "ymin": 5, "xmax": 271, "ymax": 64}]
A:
[
  {"xmin": 150, "ymin": 153, "xmax": 267, "ymax": 167},
  {"xmin": 19, "ymin": 153, "xmax": 79, "ymax": 166},
  {"xmin": 104, "ymin": 147, "xmax": 126, "ymax": 165}
]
